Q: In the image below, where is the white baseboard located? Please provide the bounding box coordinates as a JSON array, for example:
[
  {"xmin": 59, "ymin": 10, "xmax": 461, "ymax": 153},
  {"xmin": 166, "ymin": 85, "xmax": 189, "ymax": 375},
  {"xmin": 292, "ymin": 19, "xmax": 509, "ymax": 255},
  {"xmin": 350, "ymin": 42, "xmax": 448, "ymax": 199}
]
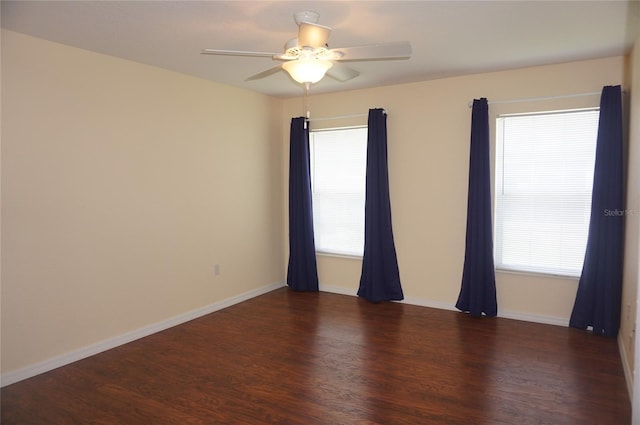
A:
[
  {"xmin": 1, "ymin": 281, "xmax": 286, "ymax": 388},
  {"xmin": 318, "ymin": 284, "xmax": 357, "ymax": 297},
  {"xmin": 497, "ymin": 309, "xmax": 569, "ymax": 327},
  {"xmin": 618, "ymin": 333, "xmax": 634, "ymax": 401},
  {"xmin": 320, "ymin": 284, "xmax": 569, "ymax": 327},
  {"xmin": 400, "ymin": 295, "xmax": 459, "ymax": 312}
]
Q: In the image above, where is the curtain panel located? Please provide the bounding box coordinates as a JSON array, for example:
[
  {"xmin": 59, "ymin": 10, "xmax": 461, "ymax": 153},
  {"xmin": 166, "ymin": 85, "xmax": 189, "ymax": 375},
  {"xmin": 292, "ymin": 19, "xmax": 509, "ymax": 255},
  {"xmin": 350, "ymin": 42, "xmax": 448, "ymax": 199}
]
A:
[
  {"xmin": 570, "ymin": 85, "xmax": 624, "ymax": 337},
  {"xmin": 286, "ymin": 117, "xmax": 319, "ymax": 292},
  {"xmin": 456, "ymin": 98, "xmax": 498, "ymax": 317},
  {"xmin": 357, "ymin": 108, "xmax": 404, "ymax": 302}
]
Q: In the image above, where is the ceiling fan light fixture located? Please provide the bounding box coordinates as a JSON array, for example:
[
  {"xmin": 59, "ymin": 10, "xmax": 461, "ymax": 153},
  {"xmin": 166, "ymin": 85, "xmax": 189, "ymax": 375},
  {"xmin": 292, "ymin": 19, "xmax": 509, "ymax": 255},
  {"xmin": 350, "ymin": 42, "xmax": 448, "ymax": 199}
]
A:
[{"xmin": 282, "ymin": 58, "xmax": 333, "ymax": 84}]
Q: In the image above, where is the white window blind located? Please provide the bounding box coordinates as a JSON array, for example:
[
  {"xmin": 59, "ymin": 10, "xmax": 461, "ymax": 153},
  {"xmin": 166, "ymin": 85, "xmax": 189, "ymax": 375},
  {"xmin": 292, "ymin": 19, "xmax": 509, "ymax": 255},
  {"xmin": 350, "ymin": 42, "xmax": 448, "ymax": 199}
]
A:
[
  {"xmin": 494, "ymin": 109, "xmax": 599, "ymax": 277},
  {"xmin": 310, "ymin": 127, "xmax": 367, "ymax": 256}
]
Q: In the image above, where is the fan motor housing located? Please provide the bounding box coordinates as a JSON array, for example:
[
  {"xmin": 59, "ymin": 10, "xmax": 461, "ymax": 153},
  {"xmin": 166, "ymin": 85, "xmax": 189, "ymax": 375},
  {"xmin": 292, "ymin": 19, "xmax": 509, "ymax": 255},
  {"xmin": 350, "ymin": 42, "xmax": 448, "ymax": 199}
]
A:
[
  {"xmin": 284, "ymin": 38, "xmax": 330, "ymax": 59},
  {"xmin": 294, "ymin": 11, "xmax": 320, "ymax": 25}
]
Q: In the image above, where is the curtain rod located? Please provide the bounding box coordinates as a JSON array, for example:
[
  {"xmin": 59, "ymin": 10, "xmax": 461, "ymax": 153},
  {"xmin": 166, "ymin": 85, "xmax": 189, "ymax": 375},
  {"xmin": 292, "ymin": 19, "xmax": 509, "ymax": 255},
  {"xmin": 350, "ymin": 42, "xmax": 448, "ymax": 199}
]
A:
[
  {"xmin": 306, "ymin": 109, "xmax": 387, "ymax": 122},
  {"xmin": 467, "ymin": 91, "xmax": 601, "ymax": 108}
]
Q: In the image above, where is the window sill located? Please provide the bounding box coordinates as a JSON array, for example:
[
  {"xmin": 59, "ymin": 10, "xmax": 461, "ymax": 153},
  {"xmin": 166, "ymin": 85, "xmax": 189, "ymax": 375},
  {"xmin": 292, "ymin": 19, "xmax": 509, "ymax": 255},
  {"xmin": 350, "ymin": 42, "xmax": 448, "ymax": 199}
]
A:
[
  {"xmin": 496, "ymin": 267, "xmax": 580, "ymax": 281},
  {"xmin": 316, "ymin": 251, "xmax": 363, "ymax": 260}
]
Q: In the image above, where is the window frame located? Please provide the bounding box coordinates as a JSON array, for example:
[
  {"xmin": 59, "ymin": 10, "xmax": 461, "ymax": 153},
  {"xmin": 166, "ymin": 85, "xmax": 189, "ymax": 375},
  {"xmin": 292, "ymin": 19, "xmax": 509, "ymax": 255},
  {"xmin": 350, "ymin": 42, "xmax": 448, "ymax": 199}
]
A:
[
  {"xmin": 493, "ymin": 107, "xmax": 600, "ymax": 278},
  {"xmin": 309, "ymin": 125, "xmax": 368, "ymax": 258}
]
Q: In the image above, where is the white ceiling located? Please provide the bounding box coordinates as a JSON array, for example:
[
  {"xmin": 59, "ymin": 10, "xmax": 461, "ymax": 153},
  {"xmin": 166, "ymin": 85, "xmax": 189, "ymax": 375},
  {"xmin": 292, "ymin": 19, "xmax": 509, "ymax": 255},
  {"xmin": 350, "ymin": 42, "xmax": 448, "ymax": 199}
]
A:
[{"xmin": 2, "ymin": 1, "xmax": 639, "ymax": 98}]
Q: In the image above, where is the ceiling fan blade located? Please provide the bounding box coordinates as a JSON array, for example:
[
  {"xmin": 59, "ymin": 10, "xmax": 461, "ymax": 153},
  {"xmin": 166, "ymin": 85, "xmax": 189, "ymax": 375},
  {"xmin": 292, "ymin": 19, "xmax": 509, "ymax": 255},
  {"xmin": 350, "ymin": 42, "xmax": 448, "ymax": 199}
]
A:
[
  {"xmin": 298, "ymin": 22, "xmax": 331, "ymax": 48},
  {"xmin": 201, "ymin": 49, "xmax": 280, "ymax": 58},
  {"xmin": 245, "ymin": 65, "xmax": 284, "ymax": 81},
  {"xmin": 326, "ymin": 62, "xmax": 360, "ymax": 82},
  {"xmin": 331, "ymin": 41, "xmax": 412, "ymax": 61}
]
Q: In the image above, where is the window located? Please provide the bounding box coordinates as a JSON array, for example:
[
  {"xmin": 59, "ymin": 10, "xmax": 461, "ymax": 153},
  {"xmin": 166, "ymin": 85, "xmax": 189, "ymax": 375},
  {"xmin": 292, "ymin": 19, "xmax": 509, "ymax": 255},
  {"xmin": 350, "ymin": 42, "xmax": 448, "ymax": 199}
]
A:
[
  {"xmin": 494, "ymin": 109, "xmax": 599, "ymax": 277},
  {"xmin": 310, "ymin": 127, "xmax": 367, "ymax": 256}
]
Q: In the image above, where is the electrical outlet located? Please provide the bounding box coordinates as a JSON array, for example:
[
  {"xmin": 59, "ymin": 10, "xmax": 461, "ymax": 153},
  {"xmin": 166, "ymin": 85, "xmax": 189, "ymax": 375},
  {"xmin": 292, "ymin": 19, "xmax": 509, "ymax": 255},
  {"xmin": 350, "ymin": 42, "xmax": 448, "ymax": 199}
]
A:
[{"xmin": 214, "ymin": 263, "xmax": 220, "ymax": 276}]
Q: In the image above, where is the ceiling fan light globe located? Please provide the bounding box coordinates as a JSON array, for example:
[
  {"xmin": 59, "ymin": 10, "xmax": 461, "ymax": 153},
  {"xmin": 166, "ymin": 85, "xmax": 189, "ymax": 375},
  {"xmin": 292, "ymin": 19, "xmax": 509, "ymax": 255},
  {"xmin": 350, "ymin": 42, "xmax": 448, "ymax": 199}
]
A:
[{"xmin": 282, "ymin": 59, "xmax": 333, "ymax": 84}]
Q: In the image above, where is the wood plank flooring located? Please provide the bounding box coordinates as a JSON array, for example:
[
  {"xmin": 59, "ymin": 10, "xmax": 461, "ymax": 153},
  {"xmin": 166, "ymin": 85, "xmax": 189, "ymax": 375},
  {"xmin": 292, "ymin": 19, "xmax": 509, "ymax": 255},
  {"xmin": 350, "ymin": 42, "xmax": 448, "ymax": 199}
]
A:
[{"xmin": 1, "ymin": 288, "xmax": 631, "ymax": 424}]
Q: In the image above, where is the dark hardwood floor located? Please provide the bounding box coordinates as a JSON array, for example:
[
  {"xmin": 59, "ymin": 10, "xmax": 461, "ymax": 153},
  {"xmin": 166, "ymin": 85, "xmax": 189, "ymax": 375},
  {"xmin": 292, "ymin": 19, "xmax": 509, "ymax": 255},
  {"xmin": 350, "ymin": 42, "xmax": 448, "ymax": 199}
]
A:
[{"xmin": 1, "ymin": 288, "xmax": 631, "ymax": 424}]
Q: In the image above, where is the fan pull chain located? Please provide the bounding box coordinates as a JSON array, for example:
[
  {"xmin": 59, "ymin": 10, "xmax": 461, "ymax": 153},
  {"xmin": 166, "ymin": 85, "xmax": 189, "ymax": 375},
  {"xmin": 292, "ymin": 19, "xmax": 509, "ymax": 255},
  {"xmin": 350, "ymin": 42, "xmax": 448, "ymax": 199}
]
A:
[{"xmin": 303, "ymin": 82, "xmax": 311, "ymax": 118}]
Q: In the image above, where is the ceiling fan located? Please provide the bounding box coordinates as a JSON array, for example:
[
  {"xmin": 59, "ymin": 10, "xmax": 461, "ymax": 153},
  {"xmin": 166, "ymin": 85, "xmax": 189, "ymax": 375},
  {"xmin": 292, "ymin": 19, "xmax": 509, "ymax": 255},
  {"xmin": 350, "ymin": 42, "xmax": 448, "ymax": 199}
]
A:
[{"xmin": 201, "ymin": 11, "xmax": 412, "ymax": 86}]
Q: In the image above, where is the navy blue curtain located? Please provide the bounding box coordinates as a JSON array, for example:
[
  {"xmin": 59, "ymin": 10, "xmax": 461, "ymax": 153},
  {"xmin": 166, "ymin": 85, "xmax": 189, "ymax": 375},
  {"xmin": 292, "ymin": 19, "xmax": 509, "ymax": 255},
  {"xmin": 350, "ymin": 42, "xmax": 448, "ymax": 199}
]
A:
[
  {"xmin": 357, "ymin": 108, "xmax": 404, "ymax": 302},
  {"xmin": 455, "ymin": 98, "xmax": 498, "ymax": 317},
  {"xmin": 570, "ymin": 85, "xmax": 624, "ymax": 337},
  {"xmin": 286, "ymin": 117, "xmax": 319, "ymax": 292}
]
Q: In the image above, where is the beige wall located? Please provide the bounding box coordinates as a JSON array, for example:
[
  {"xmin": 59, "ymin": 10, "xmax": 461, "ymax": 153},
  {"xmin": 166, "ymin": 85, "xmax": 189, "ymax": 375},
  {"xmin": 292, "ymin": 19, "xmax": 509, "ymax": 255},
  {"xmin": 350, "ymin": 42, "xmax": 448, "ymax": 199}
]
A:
[
  {"xmin": 283, "ymin": 56, "xmax": 627, "ymax": 326},
  {"xmin": 623, "ymin": 30, "xmax": 640, "ymax": 395},
  {"xmin": 1, "ymin": 30, "xmax": 284, "ymax": 374}
]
